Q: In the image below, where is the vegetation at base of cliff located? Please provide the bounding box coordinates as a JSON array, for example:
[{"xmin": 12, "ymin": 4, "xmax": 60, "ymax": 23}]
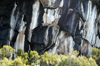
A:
[
  {"xmin": 92, "ymin": 47, "xmax": 100, "ymax": 66},
  {"xmin": 0, "ymin": 45, "xmax": 98, "ymax": 66},
  {"xmin": 0, "ymin": 45, "xmax": 15, "ymax": 60}
]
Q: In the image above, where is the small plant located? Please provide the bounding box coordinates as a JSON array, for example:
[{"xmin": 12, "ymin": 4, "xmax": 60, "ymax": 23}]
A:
[{"xmin": 15, "ymin": 49, "xmax": 23, "ymax": 56}]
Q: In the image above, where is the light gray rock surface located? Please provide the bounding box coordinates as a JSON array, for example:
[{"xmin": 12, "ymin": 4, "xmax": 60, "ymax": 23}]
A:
[{"xmin": 0, "ymin": 0, "xmax": 100, "ymax": 57}]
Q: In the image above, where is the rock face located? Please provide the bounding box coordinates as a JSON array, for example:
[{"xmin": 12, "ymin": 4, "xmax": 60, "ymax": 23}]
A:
[
  {"xmin": 40, "ymin": 0, "xmax": 62, "ymax": 8},
  {"xmin": 0, "ymin": 0, "xmax": 100, "ymax": 57}
]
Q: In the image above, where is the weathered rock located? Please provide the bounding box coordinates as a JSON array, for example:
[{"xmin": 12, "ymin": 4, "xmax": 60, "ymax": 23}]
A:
[
  {"xmin": 90, "ymin": 0, "xmax": 99, "ymax": 4},
  {"xmin": 43, "ymin": 8, "xmax": 60, "ymax": 26},
  {"xmin": 81, "ymin": 39, "xmax": 92, "ymax": 57},
  {"xmin": 0, "ymin": 0, "xmax": 15, "ymax": 26},
  {"xmin": 82, "ymin": 1, "xmax": 97, "ymax": 46},
  {"xmin": 0, "ymin": 27, "xmax": 11, "ymax": 47},
  {"xmin": 95, "ymin": 36, "xmax": 100, "ymax": 48},
  {"xmin": 40, "ymin": 0, "xmax": 63, "ymax": 8},
  {"xmin": 0, "ymin": 0, "xmax": 100, "ymax": 57},
  {"xmin": 58, "ymin": 0, "xmax": 84, "ymax": 36},
  {"xmin": 0, "ymin": 0, "xmax": 15, "ymax": 47},
  {"xmin": 48, "ymin": 31, "xmax": 75, "ymax": 55},
  {"xmin": 31, "ymin": 24, "xmax": 60, "ymax": 54}
]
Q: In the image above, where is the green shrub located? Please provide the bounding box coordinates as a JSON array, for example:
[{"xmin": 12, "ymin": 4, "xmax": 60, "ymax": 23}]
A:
[
  {"xmin": 40, "ymin": 51, "xmax": 97, "ymax": 66},
  {"xmin": 29, "ymin": 51, "xmax": 40, "ymax": 65},
  {"xmin": 92, "ymin": 47, "xmax": 100, "ymax": 66},
  {"xmin": 58, "ymin": 51, "xmax": 97, "ymax": 66},
  {"xmin": 15, "ymin": 49, "xmax": 23, "ymax": 56},
  {"xmin": 0, "ymin": 45, "xmax": 98, "ymax": 66},
  {"xmin": 0, "ymin": 57, "xmax": 28, "ymax": 66},
  {"xmin": 40, "ymin": 52, "xmax": 59, "ymax": 66},
  {"xmin": 0, "ymin": 57, "xmax": 13, "ymax": 66},
  {"xmin": 0, "ymin": 45, "xmax": 15, "ymax": 59},
  {"xmin": 21, "ymin": 52, "xmax": 29, "ymax": 65},
  {"xmin": 12, "ymin": 57, "xmax": 26, "ymax": 66},
  {"xmin": 15, "ymin": 49, "xmax": 29, "ymax": 65}
]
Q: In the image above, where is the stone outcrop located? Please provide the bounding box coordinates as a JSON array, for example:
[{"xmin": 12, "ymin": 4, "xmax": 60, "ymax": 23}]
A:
[{"xmin": 0, "ymin": 0, "xmax": 100, "ymax": 57}]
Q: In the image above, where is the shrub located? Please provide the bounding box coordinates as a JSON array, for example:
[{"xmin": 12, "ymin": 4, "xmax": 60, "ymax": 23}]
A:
[
  {"xmin": 29, "ymin": 51, "xmax": 40, "ymax": 65},
  {"xmin": 16, "ymin": 49, "xmax": 29, "ymax": 65},
  {"xmin": 21, "ymin": 52, "xmax": 29, "ymax": 65},
  {"xmin": 0, "ymin": 45, "xmax": 15, "ymax": 59},
  {"xmin": 0, "ymin": 57, "xmax": 13, "ymax": 66},
  {"xmin": 12, "ymin": 57, "xmax": 26, "ymax": 66},
  {"xmin": 40, "ymin": 51, "xmax": 97, "ymax": 66},
  {"xmin": 15, "ymin": 49, "xmax": 23, "ymax": 56},
  {"xmin": 92, "ymin": 47, "xmax": 100, "ymax": 66},
  {"xmin": 58, "ymin": 51, "xmax": 97, "ymax": 66},
  {"xmin": 40, "ymin": 52, "xmax": 59, "ymax": 66},
  {"xmin": 0, "ymin": 45, "xmax": 98, "ymax": 66}
]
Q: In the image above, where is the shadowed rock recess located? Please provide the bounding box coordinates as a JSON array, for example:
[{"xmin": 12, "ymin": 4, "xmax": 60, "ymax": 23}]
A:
[{"xmin": 0, "ymin": 0, "xmax": 100, "ymax": 57}]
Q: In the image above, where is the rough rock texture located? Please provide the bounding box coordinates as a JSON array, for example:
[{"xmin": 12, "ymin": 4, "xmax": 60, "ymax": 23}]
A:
[{"xmin": 0, "ymin": 0, "xmax": 100, "ymax": 57}]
